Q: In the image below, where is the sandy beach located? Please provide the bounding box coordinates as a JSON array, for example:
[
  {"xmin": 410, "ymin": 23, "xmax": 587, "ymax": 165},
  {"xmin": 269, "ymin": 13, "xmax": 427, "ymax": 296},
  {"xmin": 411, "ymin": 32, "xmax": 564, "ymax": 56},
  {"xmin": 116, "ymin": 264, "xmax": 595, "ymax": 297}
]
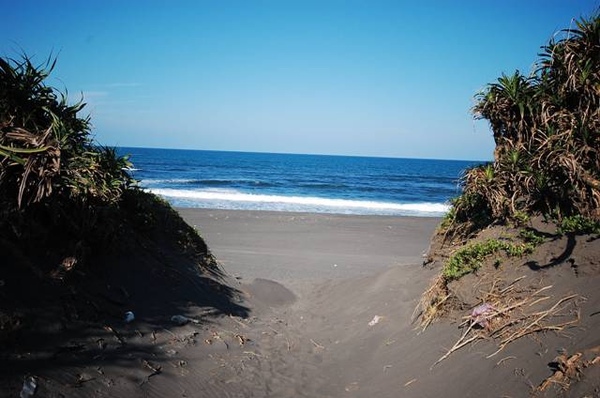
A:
[
  {"xmin": 162, "ymin": 209, "xmax": 600, "ymax": 397},
  {"xmin": 4, "ymin": 5, "xmax": 599, "ymax": 397},
  {"xmin": 174, "ymin": 209, "xmax": 599, "ymax": 398},
  {"xmin": 177, "ymin": 209, "xmax": 441, "ymax": 289},
  {"xmin": 2, "ymin": 208, "xmax": 599, "ymax": 397},
  {"xmin": 175, "ymin": 209, "xmax": 463, "ymax": 398}
]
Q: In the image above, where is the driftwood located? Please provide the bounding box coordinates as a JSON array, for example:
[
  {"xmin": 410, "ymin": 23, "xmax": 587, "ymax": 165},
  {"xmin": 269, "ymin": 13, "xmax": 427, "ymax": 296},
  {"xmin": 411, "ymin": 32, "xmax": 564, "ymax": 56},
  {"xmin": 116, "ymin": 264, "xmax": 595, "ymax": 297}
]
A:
[{"xmin": 432, "ymin": 277, "xmax": 581, "ymax": 367}]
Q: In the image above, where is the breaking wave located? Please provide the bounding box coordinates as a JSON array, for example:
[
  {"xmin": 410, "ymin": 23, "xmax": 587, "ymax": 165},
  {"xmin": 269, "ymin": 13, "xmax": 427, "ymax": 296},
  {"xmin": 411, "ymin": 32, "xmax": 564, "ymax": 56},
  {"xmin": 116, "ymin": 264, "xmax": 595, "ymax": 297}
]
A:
[{"xmin": 148, "ymin": 188, "xmax": 449, "ymax": 217}]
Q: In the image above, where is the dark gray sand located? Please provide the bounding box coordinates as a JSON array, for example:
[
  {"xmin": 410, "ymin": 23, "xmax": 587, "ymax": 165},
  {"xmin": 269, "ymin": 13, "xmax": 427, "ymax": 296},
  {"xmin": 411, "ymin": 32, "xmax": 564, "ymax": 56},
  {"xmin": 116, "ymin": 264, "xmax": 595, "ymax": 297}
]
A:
[
  {"xmin": 176, "ymin": 209, "xmax": 600, "ymax": 398},
  {"xmin": 178, "ymin": 209, "xmax": 441, "ymax": 291},
  {"xmin": 174, "ymin": 210, "xmax": 464, "ymax": 398},
  {"xmin": 5, "ymin": 209, "xmax": 598, "ymax": 397}
]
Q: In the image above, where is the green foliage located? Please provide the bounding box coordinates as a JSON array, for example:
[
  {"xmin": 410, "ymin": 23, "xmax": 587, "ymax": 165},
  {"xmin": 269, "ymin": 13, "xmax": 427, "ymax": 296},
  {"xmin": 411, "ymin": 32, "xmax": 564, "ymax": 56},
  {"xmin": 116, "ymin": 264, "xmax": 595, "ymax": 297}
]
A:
[
  {"xmin": 119, "ymin": 188, "xmax": 165, "ymax": 231},
  {"xmin": 519, "ymin": 228, "xmax": 546, "ymax": 245},
  {"xmin": 443, "ymin": 238, "xmax": 537, "ymax": 280},
  {"xmin": 445, "ymin": 12, "xmax": 600, "ymax": 239},
  {"xmin": 441, "ymin": 184, "xmax": 494, "ymax": 238},
  {"xmin": 0, "ymin": 54, "xmax": 135, "ymax": 265},
  {"xmin": 119, "ymin": 188, "xmax": 213, "ymax": 261},
  {"xmin": 439, "ymin": 205, "xmax": 457, "ymax": 231},
  {"xmin": 444, "ymin": 239, "xmax": 504, "ymax": 280},
  {"xmin": 557, "ymin": 215, "xmax": 600, "ymax": 235},
  {"xmin": 0, "ymin": 55, "xmax": 134, "ymax": 208},
  {"xmin": 511, "ymin": 210, "xmax": 530, "ymax": 226}
]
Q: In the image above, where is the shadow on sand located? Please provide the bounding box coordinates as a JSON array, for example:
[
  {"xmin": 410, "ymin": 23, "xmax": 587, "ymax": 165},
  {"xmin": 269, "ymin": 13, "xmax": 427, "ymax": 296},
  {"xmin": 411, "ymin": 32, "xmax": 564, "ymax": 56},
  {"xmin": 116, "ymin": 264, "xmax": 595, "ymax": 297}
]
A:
[{"xmin": 0, "ymin": 215, "xmax": 249, "ymax": 396}]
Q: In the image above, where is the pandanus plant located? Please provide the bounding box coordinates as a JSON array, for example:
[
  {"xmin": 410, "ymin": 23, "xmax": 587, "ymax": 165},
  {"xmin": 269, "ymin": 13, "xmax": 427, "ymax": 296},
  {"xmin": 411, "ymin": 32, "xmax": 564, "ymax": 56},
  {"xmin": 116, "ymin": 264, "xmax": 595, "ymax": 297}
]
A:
[
  {"xmin": 0, "ymin": 55, "xmax": 132, "ymax": 209},
  {"xmin": 446, "ymin": 12, "xmax": 600, "ymax": 238},
  {"xmin": 0, "ymin": 54, "xmax": 134, "ymax": 264},
  {"xmin": 0, "ymin": 56, "xmax": 62, "ymax": 207}
]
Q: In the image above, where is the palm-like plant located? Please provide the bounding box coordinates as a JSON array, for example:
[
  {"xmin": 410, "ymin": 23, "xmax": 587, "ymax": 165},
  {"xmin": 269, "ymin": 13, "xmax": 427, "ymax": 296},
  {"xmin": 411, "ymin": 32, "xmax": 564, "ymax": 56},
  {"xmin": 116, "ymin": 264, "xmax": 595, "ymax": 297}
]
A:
[
  {"xmin": 446, "ymin": 11, "xmax": 600, "ymax": 238},
  {"xmin": 1, "ymin": 54, "xmax": 134, "ymax": 266},
  {"xmin": 475, "ymin": 71, "xmax": 536, "ymax": 147},
  {"xmin": 1, "ymin": 55, "xmax": 133, "ymax": 205}
]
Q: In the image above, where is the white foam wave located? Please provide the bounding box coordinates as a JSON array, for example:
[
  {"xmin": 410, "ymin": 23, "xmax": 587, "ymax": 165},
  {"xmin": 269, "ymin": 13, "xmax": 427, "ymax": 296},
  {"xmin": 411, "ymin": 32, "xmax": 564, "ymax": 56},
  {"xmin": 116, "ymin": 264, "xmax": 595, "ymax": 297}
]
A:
[
  {"xmin": 148, "ymin": 188, "xmax": 449, "ymax": 216},
  {"xmin": 141, "ymin": 178, "xmax": 195, "ymax": 185}
]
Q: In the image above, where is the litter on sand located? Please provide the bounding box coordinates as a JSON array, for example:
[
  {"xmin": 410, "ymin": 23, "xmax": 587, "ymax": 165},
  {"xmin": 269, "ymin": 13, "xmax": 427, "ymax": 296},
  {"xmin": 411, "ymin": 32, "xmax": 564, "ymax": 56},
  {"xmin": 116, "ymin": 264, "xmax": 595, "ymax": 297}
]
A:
[
  {"xmin": 124, "ymin": 311, "xmax": 135, "ymax": 323},
  {"xmin": 20, "ymin": 376, "xmax": 37, "ymax": 398},
  {"xmin": 470, "ymin": 303, "xmax": 496, "ymax": 328},
  {"xmin": 171, "ymin": 315, "xmax": 201, "ymax": 326}
]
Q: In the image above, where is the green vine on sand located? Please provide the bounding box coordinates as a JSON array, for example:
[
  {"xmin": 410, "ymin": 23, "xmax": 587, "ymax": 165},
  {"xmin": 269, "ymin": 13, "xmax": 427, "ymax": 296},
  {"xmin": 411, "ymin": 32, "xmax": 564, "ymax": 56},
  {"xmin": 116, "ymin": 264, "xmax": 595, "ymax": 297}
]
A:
[
  {"xmin": 556, "ymin": 214, "xmax": 600, "ymax": 236},
  {"xmin": 443, "ymin": 237, "xmax": 538, "ymax": 280}
]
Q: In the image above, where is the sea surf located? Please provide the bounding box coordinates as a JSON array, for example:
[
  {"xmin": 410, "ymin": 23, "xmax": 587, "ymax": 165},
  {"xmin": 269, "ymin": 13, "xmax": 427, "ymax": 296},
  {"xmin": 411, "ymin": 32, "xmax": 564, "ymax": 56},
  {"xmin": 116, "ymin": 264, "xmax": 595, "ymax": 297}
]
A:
[{"xmin": 119, "ymin": 147, "xmax": 482, "ymax": 217}]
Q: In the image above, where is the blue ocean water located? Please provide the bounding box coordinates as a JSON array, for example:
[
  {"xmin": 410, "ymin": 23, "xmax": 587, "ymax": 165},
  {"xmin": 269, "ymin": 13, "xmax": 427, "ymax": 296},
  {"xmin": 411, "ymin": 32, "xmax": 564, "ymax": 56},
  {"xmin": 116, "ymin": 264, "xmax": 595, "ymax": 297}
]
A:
[{"xmin": 119, "ymin": 147, "xmax": 481, "ymax": 217}]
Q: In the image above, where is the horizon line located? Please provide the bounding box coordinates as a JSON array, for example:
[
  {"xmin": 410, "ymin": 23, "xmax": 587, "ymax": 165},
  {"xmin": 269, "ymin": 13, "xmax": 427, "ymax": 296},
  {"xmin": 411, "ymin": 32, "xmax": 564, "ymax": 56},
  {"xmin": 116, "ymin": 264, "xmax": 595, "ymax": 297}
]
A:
[{"xmin": 114, "ymin": 144, "xmax": 491, "ymax": 164}]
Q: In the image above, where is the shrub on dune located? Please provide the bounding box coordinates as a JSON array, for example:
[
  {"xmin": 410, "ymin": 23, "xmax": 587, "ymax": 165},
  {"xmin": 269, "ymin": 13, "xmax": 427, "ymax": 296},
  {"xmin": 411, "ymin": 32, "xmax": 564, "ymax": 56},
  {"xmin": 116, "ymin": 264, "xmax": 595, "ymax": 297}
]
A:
[
  {"xmin": 418, "ymin": 12, "xmax": 600, "ymax": 337},
  {"xmin": 444, "ymin": 12, "xmax": 600, "ymax": 239},
  {"xmin": 0, "ymin": 54, "xmax": 134, "ymax": 265}
]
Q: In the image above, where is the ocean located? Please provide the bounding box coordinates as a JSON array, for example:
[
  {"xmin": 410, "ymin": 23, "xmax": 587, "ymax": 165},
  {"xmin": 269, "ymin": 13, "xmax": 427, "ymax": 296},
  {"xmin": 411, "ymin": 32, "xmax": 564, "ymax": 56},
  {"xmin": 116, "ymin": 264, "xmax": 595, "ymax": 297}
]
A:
[{"xmin": 119, "ymin": 147, "xmax": 481, "ymax": 217}]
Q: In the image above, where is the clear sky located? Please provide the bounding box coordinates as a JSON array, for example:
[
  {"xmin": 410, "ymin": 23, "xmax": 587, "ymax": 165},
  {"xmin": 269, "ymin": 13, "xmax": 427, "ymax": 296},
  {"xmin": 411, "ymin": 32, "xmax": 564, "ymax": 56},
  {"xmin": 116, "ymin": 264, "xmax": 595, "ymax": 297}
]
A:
[{"xmin": 3, "ymin": 1, "xmax": 599, "ymax": 160}]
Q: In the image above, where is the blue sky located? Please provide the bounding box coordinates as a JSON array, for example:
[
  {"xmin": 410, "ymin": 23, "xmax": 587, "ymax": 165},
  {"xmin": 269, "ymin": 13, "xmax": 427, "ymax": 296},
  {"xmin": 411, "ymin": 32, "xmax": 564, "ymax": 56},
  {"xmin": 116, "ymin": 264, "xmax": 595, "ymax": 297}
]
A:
[{"xmin": 3, "ymin": 1, "xmax": 599, "ymax": 160}]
